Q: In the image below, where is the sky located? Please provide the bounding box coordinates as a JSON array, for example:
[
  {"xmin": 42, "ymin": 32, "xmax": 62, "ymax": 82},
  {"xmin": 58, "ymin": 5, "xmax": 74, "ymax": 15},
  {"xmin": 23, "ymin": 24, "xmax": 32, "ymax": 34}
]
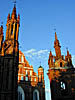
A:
[{"xmin": 0, "ymin": 0, "xmax": 75, "ymax": 100}]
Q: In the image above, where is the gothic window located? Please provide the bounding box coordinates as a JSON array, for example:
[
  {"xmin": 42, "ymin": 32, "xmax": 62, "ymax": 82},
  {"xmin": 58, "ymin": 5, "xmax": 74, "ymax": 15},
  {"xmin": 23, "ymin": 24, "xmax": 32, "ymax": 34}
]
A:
[
  {"xmin": 18, "ymin": 86, "xmax": 25, "ymax": 100},
  {"xmin": 34, "ymin": 78, "xmax": 36, "ymax": 82},
  {"xmin": 21, "ymin": 76, "xmax": 23, "ymax": 80},
  {"xmin": 30, "ymin": 70, "xmax": 32, "ymax": 76},
  {"xmin": 34, "ymin": 92, "xmax": 37, "ymax": 100},
  {"xmin": 18, "ymin": 76, "xmax": 19, "ymax": 80},
  {"xmin": 11, "ymin": 24, "xmax": 13, "ymax": 35},
  {"xmin": 33, "ymin": 89, "xmax": 39, "ymax": 100},
  {"xmin": 25, "ymin": 70, "xmax": 28, "ymax": 75},
  {"xmin": 26, "ymin": 77, "xmax": 28, "ymax": 81},
  {"xmin": 60, "ymin": 81, "xmax": 65, "ymax": 90},
  {"xmin": 53, "ymin": 58, "xmax": 55, "ymax": 63},
  {"xmin": 60, "ymin": 62, "xmax": 62, "ymax": 67},
  {"xmin": 60, "ymin": 81, "xmax": 68, "ymax": 96},
  {"xmin": 21, "ymin": 55, "xmax": 24, "ymax": 63}
]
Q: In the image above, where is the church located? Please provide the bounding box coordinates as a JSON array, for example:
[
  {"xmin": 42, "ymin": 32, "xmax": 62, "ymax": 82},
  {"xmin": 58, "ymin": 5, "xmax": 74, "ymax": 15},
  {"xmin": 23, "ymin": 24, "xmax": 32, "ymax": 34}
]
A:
[
  {"xmin": 0, "ymin": 4, "xmax": 45, "ymax": 100},
  {"xmin": 47, "ymin": 32, "xmax": 75, "ymax": 100},
  {"xmin": 0, "ymin": 2, "xmax": 75, "ymax": 100},
  {"xmin": 18, "ymin": 50, "xmax": 45, "ymax": 100}
]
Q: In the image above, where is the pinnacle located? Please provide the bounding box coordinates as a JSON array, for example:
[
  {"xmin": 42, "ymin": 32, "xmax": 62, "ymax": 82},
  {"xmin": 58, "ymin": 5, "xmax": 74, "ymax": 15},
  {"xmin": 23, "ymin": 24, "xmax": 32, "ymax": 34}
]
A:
[{"xmin": 55, "ymin": 32, "xmax": 58, "ymax": 40}]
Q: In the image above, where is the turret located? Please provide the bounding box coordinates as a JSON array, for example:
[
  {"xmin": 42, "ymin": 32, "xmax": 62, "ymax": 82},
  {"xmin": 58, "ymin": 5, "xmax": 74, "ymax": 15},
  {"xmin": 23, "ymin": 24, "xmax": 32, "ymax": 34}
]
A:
[
  {"xmin": 38, "ymin": 66, "xmax": 44, "ymax": 83},
  {"xmin": 54, "ymin": 32, "xmax": 61, "ymax": 60},
  {"xmin": 48, "ymin": 51, "xmax": 54, "ymax": 68},
  {"xmin": 65, "ymin": 50, "xmax": 73, "ymax": 67}
]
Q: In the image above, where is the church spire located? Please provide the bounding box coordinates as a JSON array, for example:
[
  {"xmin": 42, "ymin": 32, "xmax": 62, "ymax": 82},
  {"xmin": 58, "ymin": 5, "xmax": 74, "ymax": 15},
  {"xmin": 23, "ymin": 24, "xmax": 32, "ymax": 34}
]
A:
[
  {"xmin": 55, "ymin": 32, "xmax": 58, "ymax": 40},
  {"xmin": 6, "ymin": 4, "xmax": 20, "ymax": 41},
  {"xmin": 48, "ymin": 50, "xmax": 54, "ymax": 68},
  {"xmin": 54, "ymin": 32, "xmax": 61, "ymax": 59},
  {"xmin": 11, "ymin": 4, "xmax": 17, "ymax": 19}
]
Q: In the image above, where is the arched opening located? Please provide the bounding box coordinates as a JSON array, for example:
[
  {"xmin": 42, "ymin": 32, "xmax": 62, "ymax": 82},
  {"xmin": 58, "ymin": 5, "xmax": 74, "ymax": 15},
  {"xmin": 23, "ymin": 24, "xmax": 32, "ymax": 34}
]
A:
[
  {"xmin": 33, "ymin": 89, "xmax": 39, "ymax": 100},
  {"xmin": 60, "ymin": 62, "xmax": 62, "ymax": 67},
  {"xmin": 18, "ymin": 86, "xmax": 25, "ymax": 100},
  {"xmin": 60, "ymin": 81, "xmax": 68, "ymax": 96}
]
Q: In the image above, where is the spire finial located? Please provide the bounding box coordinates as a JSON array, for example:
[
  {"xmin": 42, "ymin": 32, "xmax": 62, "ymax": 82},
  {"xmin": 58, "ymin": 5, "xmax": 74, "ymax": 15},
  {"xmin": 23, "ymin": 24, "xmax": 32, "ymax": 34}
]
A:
[
  {"xmin": 13, "ymin": 0, "xmax": 16, "ymax": 6},
  {"xmin": 40, "ymin": 61, "xmax": 41, "ymax": 66},
  {"xmin": 54, "ymin": 28, "xmax": 56, "ymax": 32},
  {"xmin": 55, "ymin": 32, "xmax": 58, "ymax": 40},
  {"xmin": 66, "ymin": 47, "xmax": 69, "ymax": 56},
  {"xmin": 66, "ymin": 47, "xmax": 68, "ymax": 51},
  {"xmin": 1, "ymin": 22, "xmax": 3, "ymax": 26}
]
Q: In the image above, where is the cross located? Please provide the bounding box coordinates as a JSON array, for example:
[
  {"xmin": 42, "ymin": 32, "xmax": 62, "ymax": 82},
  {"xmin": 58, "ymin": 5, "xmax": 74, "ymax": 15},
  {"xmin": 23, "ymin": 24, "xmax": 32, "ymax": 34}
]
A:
[
  {"xmin": 13, "ymin": 0, "xmax": 16, "ymax": 5},
  {"xmin": 1, "ymin": 22, "xmax": 3, "ymax": 25},
  {"xmin": 66, "ymin": 47, "xmax": 68, "ymax": 51},
  {"xmin": 54, "ymin": 28, "xmax": 56, "ymax": 32},
  {"xmin": 40, "ymin": 61, "xmax": 41, "ymax": 66}
]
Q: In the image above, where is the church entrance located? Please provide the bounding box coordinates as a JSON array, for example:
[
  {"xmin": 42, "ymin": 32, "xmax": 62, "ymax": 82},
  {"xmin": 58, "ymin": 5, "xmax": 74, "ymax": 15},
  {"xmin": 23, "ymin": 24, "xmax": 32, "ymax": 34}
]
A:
[
  {"xmin": 33, "ymin": 89, "xmax": 39, "ymax": 100},
  {"xmin": 18, "ymin": 86, "xmax": 25, "ymax": 100}
]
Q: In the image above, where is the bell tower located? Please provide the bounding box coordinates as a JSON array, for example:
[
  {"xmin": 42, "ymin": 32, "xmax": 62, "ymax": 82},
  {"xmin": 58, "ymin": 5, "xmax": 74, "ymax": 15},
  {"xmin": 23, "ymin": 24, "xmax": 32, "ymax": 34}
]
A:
[
  {"xmin": 0, "ymin": 4, "xmax": 20, "ymax": 100},
  {"xmin": 47, "ymin": 32, "xmax": 75, "ymax": 100}
]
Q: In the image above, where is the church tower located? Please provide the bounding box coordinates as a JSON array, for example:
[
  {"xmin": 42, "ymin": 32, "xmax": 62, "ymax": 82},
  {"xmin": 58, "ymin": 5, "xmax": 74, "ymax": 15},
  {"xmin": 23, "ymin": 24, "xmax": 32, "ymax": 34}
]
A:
[
  {"xmin": 38, "ymin": 66, "xmax": 44, "ymax": 84},
  {"xmin": 47, "ymin": 32, "xmax": 75, "ymax": 100},
  {"xmin": 0, "ymin": 5, "xmax": 20, "ymax": 100}
]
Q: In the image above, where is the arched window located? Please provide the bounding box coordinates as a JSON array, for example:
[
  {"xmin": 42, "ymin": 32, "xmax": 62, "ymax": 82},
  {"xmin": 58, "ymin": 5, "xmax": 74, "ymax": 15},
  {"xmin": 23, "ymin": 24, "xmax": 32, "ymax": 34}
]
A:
[
  {"xmin": 61, "ymin": 81, "xmax": 65, "ymax": 90},
  {"xmin": 60, "ymin": 81, "xmax": 68, "ymax": 96},
  {"xmin": 26, "ymin": 76, "xmax": 28, "ymax": 81},
  {"xmin": 60, "ymin": 62, "xmax": 62, "ymax": 67},
  {"xmin": 18, "ymin": 86, "xmax": 25, "ymax": 100},
  {"xmin": 21, "ymin": 76, "xmax": 23, "ymax": 80},
  {"xmin": 33, "ymin": 89, "xmax": 39, "ymax": 100},
  {"xmin": 21, "ymin": 55, "xmax": 24, "ymax": 63}
]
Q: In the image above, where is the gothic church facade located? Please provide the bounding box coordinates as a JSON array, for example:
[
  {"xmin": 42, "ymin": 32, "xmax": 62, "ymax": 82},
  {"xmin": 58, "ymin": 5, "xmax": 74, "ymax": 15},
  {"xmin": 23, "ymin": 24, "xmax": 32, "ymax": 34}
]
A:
[
  {"xmin": 0, "ymin": 5, "xmax": 20, "ymax": 100},
  {"xmin": 0, "ymin": 5, "xmax": 45, "ymax": 100}
]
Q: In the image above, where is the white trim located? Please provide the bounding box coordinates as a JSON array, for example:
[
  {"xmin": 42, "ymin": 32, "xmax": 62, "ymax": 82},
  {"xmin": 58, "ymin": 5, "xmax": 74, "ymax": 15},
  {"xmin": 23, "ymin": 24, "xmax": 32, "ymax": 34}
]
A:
[
  {"xmin": 33, "ymin": 89, "xmax": 39, "ymax": 100},
  {"xmin": 18, "ymin": 86, "xmax": 25, "ymax": 100}
]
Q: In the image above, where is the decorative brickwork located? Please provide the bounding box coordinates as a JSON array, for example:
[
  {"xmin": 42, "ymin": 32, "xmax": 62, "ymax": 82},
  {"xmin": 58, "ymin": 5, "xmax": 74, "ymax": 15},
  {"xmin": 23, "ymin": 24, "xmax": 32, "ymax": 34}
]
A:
[
  {"xmin": 47, "ymin": 32, "xmax": 75, "ymax": 100},
  {"xmin": 0, "ymin": 5, "xmax": 20, "ymax": 100}
]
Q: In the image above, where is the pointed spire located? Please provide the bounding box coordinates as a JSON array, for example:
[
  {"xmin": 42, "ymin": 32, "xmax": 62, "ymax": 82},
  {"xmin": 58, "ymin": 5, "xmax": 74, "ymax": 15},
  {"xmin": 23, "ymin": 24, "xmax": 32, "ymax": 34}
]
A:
[
  {"xmin": 7, "ymin": 13, "xmax": 10, "ymax": 22},
  {"xmin": 67, "ymin": 49, "xmax": 69, "ymax": 56},
  {"xmin": 50, "ymin": 51, "xmax": 52, "ymax": 57},
  {"xmin": 55, "ymin": 32, "xmax": 58, "ymax": 40},
  {"xmin": 0, "ymin": 25, "xmax": 3, "ymax": 35},
  {"xmin": 11, "ymin": 5, "xmax": 17, "ymax": 19}
]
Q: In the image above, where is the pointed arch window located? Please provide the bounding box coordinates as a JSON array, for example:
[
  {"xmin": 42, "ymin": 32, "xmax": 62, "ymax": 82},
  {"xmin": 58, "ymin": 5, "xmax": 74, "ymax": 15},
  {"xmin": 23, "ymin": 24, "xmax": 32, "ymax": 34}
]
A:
[
  {"xmin": 60, "ymin": 81, "xmax": 68, "ymax": 96},
  {"xmin": 33, "ymin": 89, "xmax": 39, "ymax": 100},
  {"xmin": 60, "ymin": 62, "xmax": 62, "ymax": 67}
]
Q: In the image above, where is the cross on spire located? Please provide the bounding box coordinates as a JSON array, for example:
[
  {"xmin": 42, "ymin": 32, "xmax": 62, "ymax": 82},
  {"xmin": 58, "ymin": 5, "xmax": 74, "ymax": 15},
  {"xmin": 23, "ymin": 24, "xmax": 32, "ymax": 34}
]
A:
[
  {"xmin": 13, "ymin": 0, "xmax": 16, "ymax": 5},
  {"xmin": 66, "ymin": 47, "xmax": 68, "ymax": 51},
  {"xmin": 54, "ymin": 28, "xmax": 56, "ymax": 32},
  {"xmin": 1, "ymin": 22, "xmax": 3, "ymax": 26},
  {"xmin": 40, "ymin": 61, "xmax": 41, "ymax": 66}
]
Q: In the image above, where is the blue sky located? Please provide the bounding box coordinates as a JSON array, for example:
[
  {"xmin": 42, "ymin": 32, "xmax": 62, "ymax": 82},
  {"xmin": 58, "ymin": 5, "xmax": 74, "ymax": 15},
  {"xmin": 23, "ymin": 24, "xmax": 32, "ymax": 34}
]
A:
[{"xmin": 0, "ymin": 0, "xmax": 75, "ymax": 100}]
